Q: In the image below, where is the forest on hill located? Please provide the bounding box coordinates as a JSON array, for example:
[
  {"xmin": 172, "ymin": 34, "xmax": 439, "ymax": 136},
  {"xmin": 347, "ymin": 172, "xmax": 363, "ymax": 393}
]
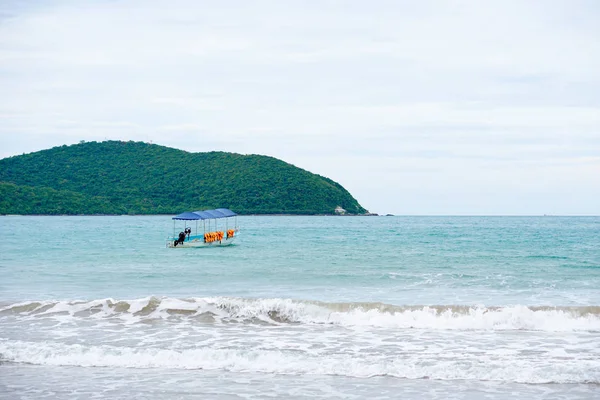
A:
[{"xmin": 0, "ymin": 141, "xmax": 367, "ymax": 215}]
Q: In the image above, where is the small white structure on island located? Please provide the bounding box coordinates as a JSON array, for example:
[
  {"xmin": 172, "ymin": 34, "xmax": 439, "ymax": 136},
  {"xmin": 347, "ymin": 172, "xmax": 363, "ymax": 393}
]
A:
[{"xmin": 334, "ymin": 206, "xmax": 346, "ymax": 215}]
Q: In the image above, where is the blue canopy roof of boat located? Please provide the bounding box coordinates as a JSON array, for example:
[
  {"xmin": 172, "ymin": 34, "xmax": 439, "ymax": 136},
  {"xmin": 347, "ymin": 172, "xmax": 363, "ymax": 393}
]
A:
[
  {"xmin": 172, "ymin": 208, "xmax": 237, "ymax": 220},
  {"xmin": 172, "ymin": 211, "xmax": 203, "ymax": 220}
]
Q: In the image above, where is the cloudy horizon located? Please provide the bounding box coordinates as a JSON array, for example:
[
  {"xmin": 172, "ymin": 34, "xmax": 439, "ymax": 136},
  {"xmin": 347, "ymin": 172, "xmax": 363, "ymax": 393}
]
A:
[{"xmin": 1, "ymin": 1, "xmax": 598, "ymax": 215}]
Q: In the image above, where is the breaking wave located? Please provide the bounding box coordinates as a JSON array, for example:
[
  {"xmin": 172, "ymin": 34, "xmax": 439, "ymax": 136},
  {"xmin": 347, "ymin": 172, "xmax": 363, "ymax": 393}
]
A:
[
  {"xmin": 0, "ymin": 339, "xmax": 598, "ymax": 384},
  {"xmin": 2, "ymin": 297, "xmax": 600, "ymax": 331}
]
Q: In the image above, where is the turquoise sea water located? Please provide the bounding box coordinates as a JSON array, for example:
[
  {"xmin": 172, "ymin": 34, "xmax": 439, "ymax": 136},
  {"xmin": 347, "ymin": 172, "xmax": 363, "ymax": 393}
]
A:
[{"xmin": 1, "ymin": 215, "xmax": 599, "ymax": 399}]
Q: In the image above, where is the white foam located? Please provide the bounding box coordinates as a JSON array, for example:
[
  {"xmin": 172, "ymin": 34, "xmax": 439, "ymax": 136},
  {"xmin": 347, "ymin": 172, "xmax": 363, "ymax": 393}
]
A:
[
  {"xmin": 325, "ymin": 305, "xmax": 600, "ymax": 331},
  {"xmin": 127, "ymin": 296, "xmax": 154, "ymax": 314},
  {"xmin": 2, "ymin": 297, "xmax": 600, "ymax": 332},
  {"xmin": 204, "ymin": 298, "xmax": 600, "ymax": 332},
  {"xmin": 1, "ymin": 340, "xmax": 598, "ymax": 384}
]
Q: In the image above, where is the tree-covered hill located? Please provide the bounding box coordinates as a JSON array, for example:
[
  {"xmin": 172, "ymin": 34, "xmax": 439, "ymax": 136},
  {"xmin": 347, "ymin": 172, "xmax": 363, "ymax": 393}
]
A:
[{"xmin": 0, "ymin": 141, "xmax": 367, "ymax": 215}]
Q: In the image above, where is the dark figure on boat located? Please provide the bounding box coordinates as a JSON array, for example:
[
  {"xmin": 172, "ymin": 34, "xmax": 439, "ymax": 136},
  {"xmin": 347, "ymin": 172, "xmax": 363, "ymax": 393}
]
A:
[
  {"xmin": 174, "ymin": 231, "xmax": 186, "ymax": 246},
  {"xmin": 185, "ymin": 227, "xmax": 191, "ymax": 239}
]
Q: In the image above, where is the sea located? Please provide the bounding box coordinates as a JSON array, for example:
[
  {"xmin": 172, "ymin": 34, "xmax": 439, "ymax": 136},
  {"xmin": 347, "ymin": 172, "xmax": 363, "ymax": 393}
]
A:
[{"xmin": 0, "ymin": 215, "xmax": 599, "ymax": 399}]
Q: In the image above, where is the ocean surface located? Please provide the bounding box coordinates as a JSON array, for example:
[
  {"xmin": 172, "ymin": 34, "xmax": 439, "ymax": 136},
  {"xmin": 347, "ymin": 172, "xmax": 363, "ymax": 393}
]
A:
[{"xmin": 0, "ymin": 215, "xmax": 599, "ymax": 399}]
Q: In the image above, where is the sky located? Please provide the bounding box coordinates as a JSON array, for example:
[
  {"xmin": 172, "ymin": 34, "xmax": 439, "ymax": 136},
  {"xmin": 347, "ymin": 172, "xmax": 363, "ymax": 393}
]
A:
[{"xmin": 0, "ymin": 0, "xmax": 599, "ymax": 215}]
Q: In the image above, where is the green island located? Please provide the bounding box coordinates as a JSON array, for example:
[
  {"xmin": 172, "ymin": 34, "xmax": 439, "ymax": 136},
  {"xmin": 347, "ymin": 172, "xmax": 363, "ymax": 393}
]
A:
[{"xmin": 0, "ymin": 140, "xmax": 368, "ymax": 215}]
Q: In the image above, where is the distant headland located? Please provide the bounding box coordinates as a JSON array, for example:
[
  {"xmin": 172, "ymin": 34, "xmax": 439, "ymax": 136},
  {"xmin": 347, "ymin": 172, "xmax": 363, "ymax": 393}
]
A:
[{"xmin": 0, "ymin": 140, "xmax": 368, "ymax": 216}]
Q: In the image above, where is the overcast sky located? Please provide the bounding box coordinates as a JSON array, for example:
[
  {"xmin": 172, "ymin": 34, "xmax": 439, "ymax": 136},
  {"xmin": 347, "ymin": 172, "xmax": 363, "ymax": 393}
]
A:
[{"xmin": 1, "ymin": 1, "xmax": 598, "ymax": 215}]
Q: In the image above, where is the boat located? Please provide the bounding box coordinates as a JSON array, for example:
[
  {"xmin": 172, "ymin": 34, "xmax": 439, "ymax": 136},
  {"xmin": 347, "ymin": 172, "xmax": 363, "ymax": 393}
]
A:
[{"xmin": 166, "ymin": 208, "xmax": 239, "ymax": 248}]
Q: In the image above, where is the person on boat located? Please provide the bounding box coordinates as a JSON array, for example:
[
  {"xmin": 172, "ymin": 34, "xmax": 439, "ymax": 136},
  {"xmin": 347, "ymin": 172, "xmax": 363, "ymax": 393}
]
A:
[
  {"xmin": 185, "ymin": 227, "xmax": 191, "ymax": 240},
  {"xmin": 175, "ymin": 231, "xmax": 186, "ymax": 246}
]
